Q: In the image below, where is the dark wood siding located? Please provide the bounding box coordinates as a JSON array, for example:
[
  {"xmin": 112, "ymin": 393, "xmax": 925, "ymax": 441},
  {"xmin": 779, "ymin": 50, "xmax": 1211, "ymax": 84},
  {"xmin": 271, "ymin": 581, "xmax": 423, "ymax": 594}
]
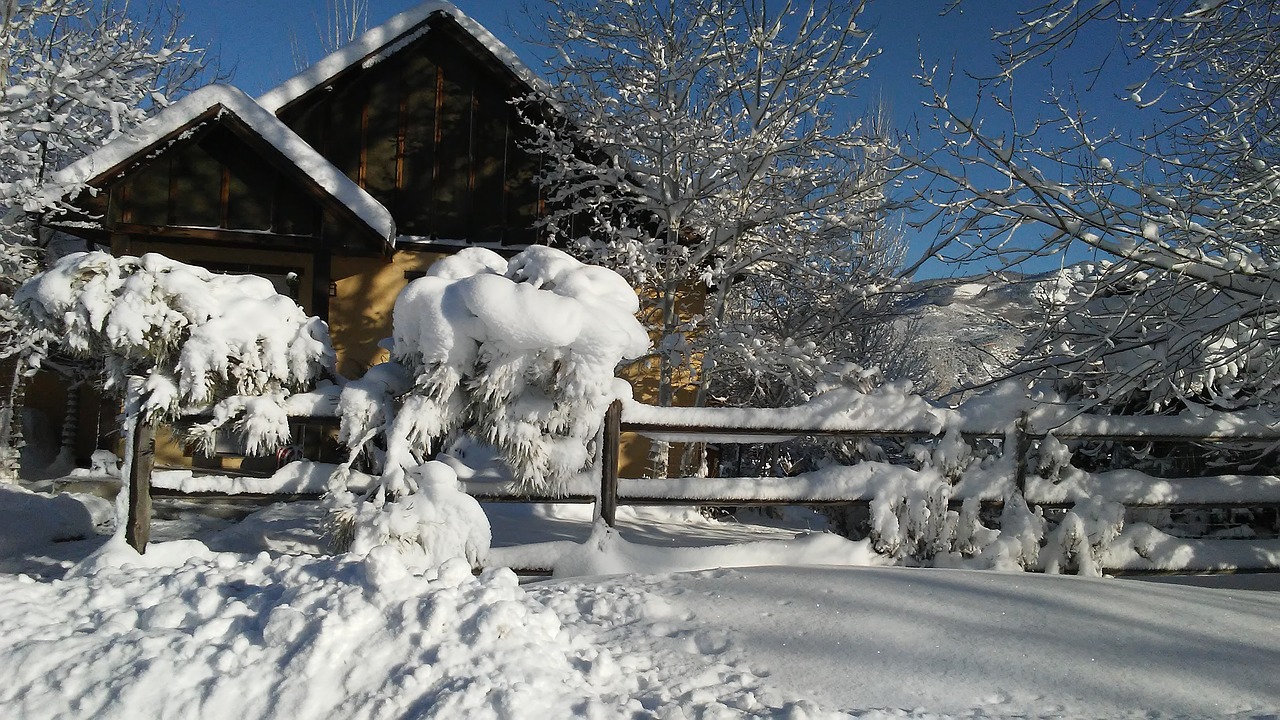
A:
[
  {"xmin": 363, "ymin": 62, "xmax": 401, "ymax": 206},
  {"xmin": 277, "ymin": 19, "xmax": 544, "ymax": 245},
  {"xmin": 110, "ymin": 123, "xmax": 323, "ymax": 239},
  {"xmin": 400, "ymin": 50, "xmax": 438, "ymax": 230}
]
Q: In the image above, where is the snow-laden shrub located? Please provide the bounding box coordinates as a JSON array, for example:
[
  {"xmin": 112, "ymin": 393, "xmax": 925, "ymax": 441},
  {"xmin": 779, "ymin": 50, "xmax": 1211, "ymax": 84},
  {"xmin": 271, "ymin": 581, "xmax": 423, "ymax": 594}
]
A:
[
  {"xmin": 869, "ymin": 479, "xmax": 955, "ymax": 561},
  {"xmin": 339, "ymin": 246, "xmax": 648, "ymax": 498},
  {"xmin": 326, "ymin": 461, "xmax": 491, "ymax": 569},
  {"xmin": 939, "ymin": 494, "xmax": 1048, "ymax": 571},
  {"xmin": 15, "ymin": 252, "xmax": 335, "ymax": 430},
  {"xmin": 1041, "ymin": 496, "xmax": 1126, "ymax": 577}
]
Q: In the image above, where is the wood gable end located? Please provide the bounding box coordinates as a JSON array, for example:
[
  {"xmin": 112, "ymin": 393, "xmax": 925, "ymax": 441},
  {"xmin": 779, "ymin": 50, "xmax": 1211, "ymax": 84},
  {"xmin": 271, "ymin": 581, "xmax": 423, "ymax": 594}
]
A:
[
  {"xmin": 272, "ymin": 13, "xmax": 546, "ymax": 250},
  {"xmin": 49, "ymin": 107, "xmax": 390, "ymax": 258}
]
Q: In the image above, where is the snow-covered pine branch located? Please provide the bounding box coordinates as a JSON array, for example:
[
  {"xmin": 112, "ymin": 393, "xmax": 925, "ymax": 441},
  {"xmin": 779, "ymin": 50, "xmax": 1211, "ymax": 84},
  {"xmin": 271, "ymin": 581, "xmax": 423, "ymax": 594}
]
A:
[{"xmin": 14, "ymin": 252, "xmax": 336, "ymax": 445}]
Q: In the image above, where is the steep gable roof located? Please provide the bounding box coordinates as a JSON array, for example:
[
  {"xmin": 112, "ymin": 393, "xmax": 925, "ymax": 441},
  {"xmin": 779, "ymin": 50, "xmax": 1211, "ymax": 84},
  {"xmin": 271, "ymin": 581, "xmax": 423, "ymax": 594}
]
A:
[
  {"xmin": 49, "ymin": 84, "xmax": 396, "ymax": 247},
  {"xmin": 257, "ymin": 1, "xmax": 546, "ymax": 116}
]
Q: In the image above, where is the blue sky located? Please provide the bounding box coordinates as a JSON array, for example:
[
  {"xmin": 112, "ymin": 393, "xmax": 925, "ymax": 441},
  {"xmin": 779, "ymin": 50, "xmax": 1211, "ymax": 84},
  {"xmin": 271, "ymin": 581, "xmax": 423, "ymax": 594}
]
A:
[
  {"xmin": 183, "ymin": 1, "xmax": 1023, "ymax": 121},
  {"xmin": 176, "ymin": 0, "xmax": 1141, "ymax": 279}
]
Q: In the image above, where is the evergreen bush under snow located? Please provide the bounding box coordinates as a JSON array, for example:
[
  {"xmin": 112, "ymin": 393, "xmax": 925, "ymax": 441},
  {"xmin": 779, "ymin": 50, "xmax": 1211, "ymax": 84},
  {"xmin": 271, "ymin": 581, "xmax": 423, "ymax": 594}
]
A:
[{"xmin": 15, "ymin": 251, "xmax": 335, "ymax": 429}]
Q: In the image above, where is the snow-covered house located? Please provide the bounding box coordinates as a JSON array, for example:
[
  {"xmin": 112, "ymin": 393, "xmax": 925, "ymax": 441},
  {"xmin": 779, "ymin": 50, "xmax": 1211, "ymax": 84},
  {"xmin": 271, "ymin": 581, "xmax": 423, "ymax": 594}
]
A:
[{"xmin": 31, "ymin": 1, "xmax": 555, "ymax": 462}]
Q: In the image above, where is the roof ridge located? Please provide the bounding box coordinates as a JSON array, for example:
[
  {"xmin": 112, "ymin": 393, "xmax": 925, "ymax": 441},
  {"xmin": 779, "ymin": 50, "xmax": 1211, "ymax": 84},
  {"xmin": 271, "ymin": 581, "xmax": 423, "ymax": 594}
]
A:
[{"xmin": 256, "ymin": 1, "xmax": 545, "ymax": 116}]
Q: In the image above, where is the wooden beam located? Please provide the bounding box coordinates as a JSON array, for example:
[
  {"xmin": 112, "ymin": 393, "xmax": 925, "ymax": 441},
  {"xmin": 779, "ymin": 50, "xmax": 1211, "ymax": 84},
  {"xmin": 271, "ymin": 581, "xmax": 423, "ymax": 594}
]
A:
[
  {"xmin": 111, "ymin": 222, "xmax": 320, "ymax": 248},
  {"xmin": 219, "ymin": 166, "xmax": 231, "ymax": 229},
  {"xmin": 1013, "ymin": 411, "xmax": 1031, "ymax": 496},
  {"xmin": 312, "ymin": 245, "xmax": 332, "ymax": 321},
  {"xmin": 619, "ymin": 422, "xmax": 1280, "ymax": 444},
  {"xmin": 600, "ymin": 400, "xmax": 622, "ymax": 527}
]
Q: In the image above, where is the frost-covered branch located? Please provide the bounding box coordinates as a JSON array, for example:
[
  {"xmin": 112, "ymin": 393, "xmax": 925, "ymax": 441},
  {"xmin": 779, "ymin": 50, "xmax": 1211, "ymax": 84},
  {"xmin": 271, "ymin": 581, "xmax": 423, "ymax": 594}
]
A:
[
  {"xmin": 908, "ymin": 0, "xmax": 1280, "ymax": 413},
  {"xmin": 524, "ymin": 0, "xmax": 916, "ymax": 473}
]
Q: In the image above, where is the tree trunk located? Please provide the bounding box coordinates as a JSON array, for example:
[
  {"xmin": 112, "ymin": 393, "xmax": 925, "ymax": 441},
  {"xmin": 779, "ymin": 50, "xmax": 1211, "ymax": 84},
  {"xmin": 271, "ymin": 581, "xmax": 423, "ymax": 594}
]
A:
[
  {"xmin": 676, "ymin": 277, "xmax": 734, "ymax": 476},
  {"xmin": 647, "ymin": 283, "xmax": 680, "ymax": 478},
  {"xmin": 0, "ymin": 359, "xmax": 24, "ymax": 483},
  {"xmin": 59, "ymin": 380, "xmax": 79, "ymax": 463}
]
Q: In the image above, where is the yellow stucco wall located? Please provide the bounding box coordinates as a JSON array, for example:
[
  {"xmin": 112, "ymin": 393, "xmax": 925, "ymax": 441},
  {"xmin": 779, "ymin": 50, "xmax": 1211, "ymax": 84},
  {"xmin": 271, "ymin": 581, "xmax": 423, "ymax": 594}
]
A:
[{"xmin": 328, "ymin": 250, "xmax": 447, "ymax": 378}]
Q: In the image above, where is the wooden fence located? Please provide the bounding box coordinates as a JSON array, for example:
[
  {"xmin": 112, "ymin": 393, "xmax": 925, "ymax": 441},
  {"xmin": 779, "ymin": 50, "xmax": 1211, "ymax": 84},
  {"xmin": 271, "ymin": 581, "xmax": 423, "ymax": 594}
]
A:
[
  {"xmin": 597, "ymin": 400, "xmax": 1280, "ymax": 526},
  {"xmin": 123, "ymin": 398, "xmax": 1280, "ymax": 573}
]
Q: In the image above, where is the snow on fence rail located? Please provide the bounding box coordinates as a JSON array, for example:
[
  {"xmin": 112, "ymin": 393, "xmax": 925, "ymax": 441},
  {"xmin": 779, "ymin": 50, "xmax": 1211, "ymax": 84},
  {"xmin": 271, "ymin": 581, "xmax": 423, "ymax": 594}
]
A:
[
  {"xmin": 600, "ymin": 398, "xmax": 1280, "ymax": 524},
  {"xmin": 128, "ymin": 394, "xmax": 1280, "ymax": 572}
]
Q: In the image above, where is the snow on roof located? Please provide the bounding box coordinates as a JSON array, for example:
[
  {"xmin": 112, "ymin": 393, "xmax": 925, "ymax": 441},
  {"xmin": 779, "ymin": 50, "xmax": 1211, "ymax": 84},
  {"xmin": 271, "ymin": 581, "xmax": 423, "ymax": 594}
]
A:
[
  {"xmin": 51, "ymin": 84, "xmax": 396, "ymax": 245},
  {"xmin": 257, "ymin": 1, "xmax": 546, "ymax": 115}
]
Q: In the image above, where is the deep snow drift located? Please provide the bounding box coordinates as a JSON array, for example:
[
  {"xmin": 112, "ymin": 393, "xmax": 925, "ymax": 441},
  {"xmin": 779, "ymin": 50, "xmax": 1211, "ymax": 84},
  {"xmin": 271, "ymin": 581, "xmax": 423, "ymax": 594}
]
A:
[{"xmin": 0, "ymin": 487, "xmax": 1276, "ymax": 719}]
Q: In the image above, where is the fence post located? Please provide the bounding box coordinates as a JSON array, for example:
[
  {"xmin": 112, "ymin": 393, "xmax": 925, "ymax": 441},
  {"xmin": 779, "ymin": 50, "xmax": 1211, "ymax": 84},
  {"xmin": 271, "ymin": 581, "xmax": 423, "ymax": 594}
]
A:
[
  {"xmin": 599, "ymin": 400, "xmax": 622, "ymax": 527},
  {"xmin": 1013, "ymin": 410, "xmax": 1031, "ymax": 497},
  {"xmin": 125, "ymin": 413, "xmax": 155, "ymax": 553}
]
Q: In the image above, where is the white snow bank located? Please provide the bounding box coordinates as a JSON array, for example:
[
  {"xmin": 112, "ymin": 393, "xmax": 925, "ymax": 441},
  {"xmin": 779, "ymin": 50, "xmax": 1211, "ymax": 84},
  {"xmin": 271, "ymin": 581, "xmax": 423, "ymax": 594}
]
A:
[
  {"xmin": 544, "ymin": 522, "xmax": 886, "ymax": 578},
  {"xmin": 48, "ymin": 84, "xmax": 394, "ymax": 243},
  {"xmin": 0, "ymin": 484, "xmax": 109, "ymax": 555},
  {"xmin": 648, "ymin": 565, "xmax": 1280, "ymax": 717},
  {"xmin": 0, "ymin": 545, "xmax": 833, "ymax": 719},
  {"xmin": 0, "ymin": 543, "xmax": 1275, "ymax": 719}
]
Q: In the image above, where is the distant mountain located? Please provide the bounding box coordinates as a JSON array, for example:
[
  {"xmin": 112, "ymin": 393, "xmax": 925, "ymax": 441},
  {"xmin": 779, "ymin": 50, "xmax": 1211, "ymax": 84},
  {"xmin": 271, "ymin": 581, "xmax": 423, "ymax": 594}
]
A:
[{"xmin": 896, "ymin": 272, "xmax": 1053, "ymax": 397}]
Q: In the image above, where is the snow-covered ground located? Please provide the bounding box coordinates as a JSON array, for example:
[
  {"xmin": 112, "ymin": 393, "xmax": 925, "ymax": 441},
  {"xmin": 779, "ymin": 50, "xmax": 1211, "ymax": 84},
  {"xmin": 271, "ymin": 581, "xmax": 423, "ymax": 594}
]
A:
[{"xmin": 1, "ymin": 482, "xmax": 1277, "ymax": 719}]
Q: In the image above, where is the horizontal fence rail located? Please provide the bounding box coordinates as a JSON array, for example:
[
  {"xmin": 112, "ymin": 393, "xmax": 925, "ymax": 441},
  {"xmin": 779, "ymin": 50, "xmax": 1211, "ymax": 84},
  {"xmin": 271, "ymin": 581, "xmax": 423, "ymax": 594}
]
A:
[{"xmin": 124, "ymin": 397, "xmax": 1280, "ymax": 574}]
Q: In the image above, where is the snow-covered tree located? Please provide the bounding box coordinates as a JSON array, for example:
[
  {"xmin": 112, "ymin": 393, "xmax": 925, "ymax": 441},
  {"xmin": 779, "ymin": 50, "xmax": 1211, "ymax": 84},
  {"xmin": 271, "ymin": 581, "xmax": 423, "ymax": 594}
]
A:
[
  {"xmin": 0, "ymin": 0, "xmax": 207, "ymax": 253},
  {"xmin": 332, "ymin": 246, "xmax": 649, "ymax": 500},
  {"xmin": 14, "ymin": 250, "xmax": 338, "ymax": 551},
  {"xmin": 15, "ymin": 252, "xmax": 336, "ymax": 437},
  {"xmin": 712, "ymin": 142, "xmax": 922, "ymax": 410},
  {"xmin": 326, "ymin": 247, "xmax": 647, "ymax": 561},
  {"xmin": 524, "ymin": 0, "xmax": 908, "ymax": 475},
  {"xmin": 909, "ymin": 1, "xmax": 1280, "ymax": 414},
  {"xmin": 0, "ymin": 0, "xmax": 208, "ymax": 477}
]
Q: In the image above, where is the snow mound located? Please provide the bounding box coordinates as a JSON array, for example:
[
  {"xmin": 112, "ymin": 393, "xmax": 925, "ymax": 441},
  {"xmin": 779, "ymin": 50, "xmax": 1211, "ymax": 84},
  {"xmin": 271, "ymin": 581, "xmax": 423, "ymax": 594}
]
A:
[
  {"xmin": 339, "ymin": 461, "xmax": 492, "ymax": 569},
  {"xmin": 0, "ymin": 484, "xmax": 107, "ymax": 556},
  {"xmin": 0, "ymin": 546, "xmax": 829, "ymax": 719}
]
